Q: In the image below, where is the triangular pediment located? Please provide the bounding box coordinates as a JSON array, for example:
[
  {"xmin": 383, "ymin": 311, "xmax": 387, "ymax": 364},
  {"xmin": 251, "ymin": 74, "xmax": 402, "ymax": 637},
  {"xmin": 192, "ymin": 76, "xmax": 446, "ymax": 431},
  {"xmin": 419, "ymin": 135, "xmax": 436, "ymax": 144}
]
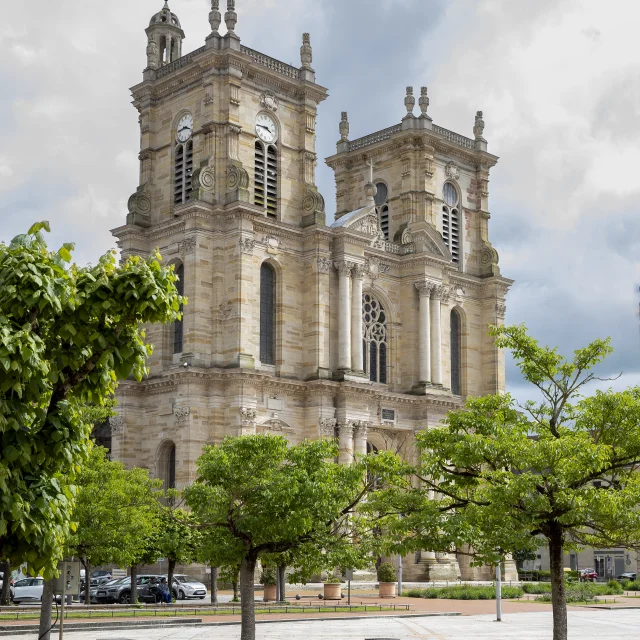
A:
[
  {"xmin": 400, "ymin": 223, "xmax": 452, "ymax": 261},
  {"xmin": 330, "ymin": 204, "xmax": 381, "ymax": 237}
]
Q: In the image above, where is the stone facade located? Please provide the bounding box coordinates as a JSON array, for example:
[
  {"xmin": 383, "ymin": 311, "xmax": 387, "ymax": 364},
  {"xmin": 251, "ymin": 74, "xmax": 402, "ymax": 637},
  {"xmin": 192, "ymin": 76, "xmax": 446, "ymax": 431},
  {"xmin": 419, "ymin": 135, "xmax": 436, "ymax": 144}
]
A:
[{"xmin": 111, "ymin": 1, "xmax": 516, "ymax": 582}]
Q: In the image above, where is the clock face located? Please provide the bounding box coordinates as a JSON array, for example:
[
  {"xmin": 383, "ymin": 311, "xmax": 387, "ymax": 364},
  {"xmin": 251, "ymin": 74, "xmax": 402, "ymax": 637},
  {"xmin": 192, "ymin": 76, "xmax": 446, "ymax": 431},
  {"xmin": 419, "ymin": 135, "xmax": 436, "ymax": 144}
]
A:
[
  {"xmin": 256, "ymin": 113, "xmax": 278, "ymax": 143},
  {"xmin": 176, "ymin": 114, "xmax": 193, "ymax": 143}
]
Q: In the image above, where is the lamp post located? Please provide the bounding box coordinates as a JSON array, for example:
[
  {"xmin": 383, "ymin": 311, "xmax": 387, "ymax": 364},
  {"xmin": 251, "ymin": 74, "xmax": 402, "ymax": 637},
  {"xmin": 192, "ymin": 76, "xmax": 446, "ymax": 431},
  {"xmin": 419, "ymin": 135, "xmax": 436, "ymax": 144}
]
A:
[{"xmin": 496, "ymin": 561, "xmax": 502, "ymax": 622}]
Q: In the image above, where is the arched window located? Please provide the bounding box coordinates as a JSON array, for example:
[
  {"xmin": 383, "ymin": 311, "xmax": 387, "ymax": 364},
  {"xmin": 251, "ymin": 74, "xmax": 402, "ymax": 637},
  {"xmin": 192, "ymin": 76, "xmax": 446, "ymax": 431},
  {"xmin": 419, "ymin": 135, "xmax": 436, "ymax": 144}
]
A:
[
  {"xmin": 450, "ymin": 309, "xmax": 462, "ymax": 395},
  {"xmin": 173, "ymin": 263, "xmax": 184, "ymax": 354},
  {"xmin": 374, "ymin": 182, "xmax": 389, "ymax": 241},
  {"xmin": 174, "ymin": 140, "xmax": 193, "ymax": 205},
  {"xmin": 442, "ymin": 182, "xmax": 460, "ymax": 264},
  {"xmin": 158, "ymin": 441, "xmax": 176, "ymax": 490},
  {"xmin": 254, "ymin": 141, "xmax": 278, "ymax": 219},
  {"xmin": 362, "ymin": 293, "xmax": 387, "ymax": 384},
  {"xmin": 260, "ymin": 263, "xmax": 276, "ymax": 365}
]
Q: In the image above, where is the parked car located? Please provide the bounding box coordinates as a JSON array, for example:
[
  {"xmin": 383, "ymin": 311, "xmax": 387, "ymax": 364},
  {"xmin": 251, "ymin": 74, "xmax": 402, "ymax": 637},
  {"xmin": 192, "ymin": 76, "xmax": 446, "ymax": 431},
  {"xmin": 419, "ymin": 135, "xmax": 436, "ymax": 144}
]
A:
[
  {"xmin": 90, "ymin": 570, "xmax": 113, "ymax": 586},
  {"xmin": 579, "ymin": 568, "xmax": 598, "ymax": 582},
  {"xmin": 171, "ymin": 575, "xmax": 207, "ymax": 600},
  {"xmin": 81, "ymin": 577, "xmax": 122, "ymax": 603},
  {"xmin": 618, "ymin": 572, "xmax": 637, "ymax": 581},
  {"xmin": 95, "ymin": 575, "xmax": 161, "ymax": 604},
  {"xmin": 12, "ymin": 578, "xmax": 61, "ymax": 604}
]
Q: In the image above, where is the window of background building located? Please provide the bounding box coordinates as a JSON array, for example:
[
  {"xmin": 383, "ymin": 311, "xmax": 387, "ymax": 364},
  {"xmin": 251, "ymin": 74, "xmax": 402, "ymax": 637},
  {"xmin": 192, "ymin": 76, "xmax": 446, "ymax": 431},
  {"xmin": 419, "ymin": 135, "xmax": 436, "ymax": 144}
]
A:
[
  {"xmin": 254, "ymin": 141, "xmax": 278, "ymax": 218},
  {"xmin": 174, "ymin": 141, "xmax": 193, "ymax": 205},
  {"xmin": 173, "ymin": 263, "xmax": 184, "ymax": 354},
  {"xmin": 450, "ymin": 309, "xmax": 462, "ymax": 395}
]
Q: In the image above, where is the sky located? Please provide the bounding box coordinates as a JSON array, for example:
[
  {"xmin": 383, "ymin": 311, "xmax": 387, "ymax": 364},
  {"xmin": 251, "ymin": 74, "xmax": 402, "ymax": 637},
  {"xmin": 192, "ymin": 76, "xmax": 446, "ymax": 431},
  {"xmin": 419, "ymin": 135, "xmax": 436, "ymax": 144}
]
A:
[{"xmin": 1, "ymin": 0, "xmax": 639, "ymax": 401}]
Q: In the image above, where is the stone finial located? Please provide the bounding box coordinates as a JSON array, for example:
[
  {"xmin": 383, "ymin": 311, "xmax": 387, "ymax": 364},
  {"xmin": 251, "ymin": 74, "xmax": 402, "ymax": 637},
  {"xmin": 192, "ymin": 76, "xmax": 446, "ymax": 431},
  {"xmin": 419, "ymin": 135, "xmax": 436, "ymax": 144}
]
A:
[
  {"xmin": 300, "ymin": 32, "xmax": 313, "ymax": 69},
  {"xmin": 209, "ymin": 0, "xmax": 222, "ymax": 33},
  {"xmin": 146, "ymin": 36, "xmax": 159, "ymax": 70},
  {"xmin": 405, "ymin": 86, "xmax": 415, "ymax": 115},
  {"xmin": 419, "ymin": 86, "xmax": 430, "ymax": 117},
  {"xmin": 225, "ymin": 0, "xmax": 237, "ymax": 33},
  {"xmin": 474, "ymin": 110, "xmax": 485, "ymax": 140},
  {"xmin": 339, "ymin": 111, "xmax": 349, "ymax": 142},
  {"xmin": 364, "ymin": 181, "xmax": 377, "ymax": 204}
]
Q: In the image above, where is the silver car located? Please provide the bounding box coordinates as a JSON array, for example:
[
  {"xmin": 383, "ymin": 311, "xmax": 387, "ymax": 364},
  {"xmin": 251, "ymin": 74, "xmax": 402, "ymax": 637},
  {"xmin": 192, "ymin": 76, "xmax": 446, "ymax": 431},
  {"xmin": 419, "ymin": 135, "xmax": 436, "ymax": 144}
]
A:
[
  {"xmin": 172, "ymin": 575, "xmax": 207, "ymax": 600},
  {"xmin": 12, "ymin": 578, "xmax": 61, "ymax": 604}
]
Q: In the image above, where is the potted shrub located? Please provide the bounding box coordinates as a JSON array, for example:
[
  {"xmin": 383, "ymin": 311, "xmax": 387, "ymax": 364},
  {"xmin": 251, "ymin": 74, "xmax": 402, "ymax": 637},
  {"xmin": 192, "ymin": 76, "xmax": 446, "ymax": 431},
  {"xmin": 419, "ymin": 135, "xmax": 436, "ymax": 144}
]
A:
[
  {"xmin": 260, "ymin": 567, "xmax": 277, "ymax": 602},
  {"xmin": 377, "ymin": 562, "xmax": 397, "ymax": 598},
  {"xmin": 323, "ymin": 576, "xmax": 342, "ymax": 600}
]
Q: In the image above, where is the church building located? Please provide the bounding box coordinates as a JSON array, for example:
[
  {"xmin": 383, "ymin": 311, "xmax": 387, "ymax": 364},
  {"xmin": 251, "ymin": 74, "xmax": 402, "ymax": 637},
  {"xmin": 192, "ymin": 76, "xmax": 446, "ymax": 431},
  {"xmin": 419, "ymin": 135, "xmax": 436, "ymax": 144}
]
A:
[{"xmin": 111, "ymin": 1, "xmax": 514, "ymax": 581}]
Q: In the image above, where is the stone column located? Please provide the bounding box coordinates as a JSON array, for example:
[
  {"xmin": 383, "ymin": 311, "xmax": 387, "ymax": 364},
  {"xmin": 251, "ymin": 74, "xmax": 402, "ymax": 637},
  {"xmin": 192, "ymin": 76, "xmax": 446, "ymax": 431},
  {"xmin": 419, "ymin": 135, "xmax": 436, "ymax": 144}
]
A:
[
  {"xmin": 166, "ymin": 36, "xmax": 172, "ymax": 63},
  {"xmin": 430, "ymin": 286, "xmax": 445, "ymax": 385},
  {"xmin": 338, "ymin": 421, "xmax": 354, "ymax": 465},
  {"xmin": 353, "ymin": 421, "xmax": 369, "ymax": 457},
  {"xmin": 351, "ymin": 265, "xmax": 365, "ymax": 373},
  {"xmin": 415, "ymin": 282, "xmax": 434, "ymax": 383},
  {"xmin": 335, "ymin": 261, "xmax": 353, "ymax": 371}
]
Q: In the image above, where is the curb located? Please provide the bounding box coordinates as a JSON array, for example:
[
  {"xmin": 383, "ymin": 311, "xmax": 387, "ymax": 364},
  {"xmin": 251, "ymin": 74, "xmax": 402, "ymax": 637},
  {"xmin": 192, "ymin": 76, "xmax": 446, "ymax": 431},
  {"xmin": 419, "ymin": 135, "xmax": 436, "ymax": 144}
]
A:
[{"xmin": 0, "ymin": 612, "xmax": 462, "ymax": 636}]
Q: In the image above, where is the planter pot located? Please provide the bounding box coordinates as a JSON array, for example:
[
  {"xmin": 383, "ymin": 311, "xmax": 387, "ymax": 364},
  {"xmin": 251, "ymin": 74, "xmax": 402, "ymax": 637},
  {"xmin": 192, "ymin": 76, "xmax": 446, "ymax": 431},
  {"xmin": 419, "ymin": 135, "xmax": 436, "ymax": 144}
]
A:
[
  {"xmin": 263, "ymin": 584, "xmax": 277, "ymax": 602},
  {"xmin": 323, "ymin": 583, "xmax": 342, "ymax": 600},
  {"xmin": 378, "ymin": 582, "xmax": 397, "ymax": 598}
]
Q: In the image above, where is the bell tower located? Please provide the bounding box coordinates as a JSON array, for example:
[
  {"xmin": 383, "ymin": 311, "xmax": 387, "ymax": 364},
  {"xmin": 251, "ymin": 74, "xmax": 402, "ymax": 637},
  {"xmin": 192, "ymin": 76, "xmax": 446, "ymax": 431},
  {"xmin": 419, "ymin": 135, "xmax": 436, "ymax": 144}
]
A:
[{"xmin": 145, "ymin": 1, "xmax": 185, "ymax": 70}]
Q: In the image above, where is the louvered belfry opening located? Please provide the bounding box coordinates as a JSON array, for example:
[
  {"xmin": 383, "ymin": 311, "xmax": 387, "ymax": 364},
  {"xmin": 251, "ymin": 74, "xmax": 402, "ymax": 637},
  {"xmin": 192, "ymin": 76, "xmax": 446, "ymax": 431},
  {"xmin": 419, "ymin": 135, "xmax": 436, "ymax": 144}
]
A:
[
  {"xmin": 450, "ymin": 309, "xmax": 462, "ymax": 395},
  {"xmin": 173, "ymin": 263, "xmax": 184, "ymax": 354},
  {"xmin": 260, "ymin": 263, "xmax": 276, "ymax": 365},
  {"xmin": 174, "ymin": 141, "xmax": 193, "ymax": 205},
  {"xmin": 374, "ymin": 182, "xmax": 389, "ymax": 241},
  {"xmin": 442, "ymin": 182, "xmax": 460, "ymax": 264},
  {"xmin": 254, "ymin": 141, "xmax": 278, "ymax": 219}
]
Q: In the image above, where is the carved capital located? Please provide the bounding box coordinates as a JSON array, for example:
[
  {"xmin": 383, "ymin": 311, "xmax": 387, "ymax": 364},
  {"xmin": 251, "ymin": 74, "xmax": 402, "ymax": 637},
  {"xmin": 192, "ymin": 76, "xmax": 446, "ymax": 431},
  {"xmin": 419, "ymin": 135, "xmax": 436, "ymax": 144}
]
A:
[
  {"xmin": 337, "ymin": 420, "xmax": 355, "ymax": 438},
  {"xmin": 431, "ymin": 285, "xmax": 448, "ymax": 301},
  {"xmin": 496, "ymin": 302, "xmax": 507, "ymax": 319},
  {"xmin": 317, "ymin": 257, "xmax": 332, "ymax": 274},
  {"xmin": 415, "ymin": 281, "xmax": 435, "ymax": 297},
  {"xmin": 240, "ymin": 407, "xmax": 257, "ymax": 427},
  {"xmin": 334, "ymin": 260, "xmax": 354, "ymax": 277},
  {"xmin": 179, "ymin": 237, "xmax": 196, "ymax": 256},
  {"xmin": 353, "ymin": 420, "xmax": 370, "ymax": 438},
  {"xmin": 319, "ymin": 418, "xmax": 337, "ymax": 438},
  {"xmin": 351, "ymin": 263, "xmax": 367, "ymax": 280},
  {"xmin": 239, "ymin": 237, "xmax": 255, "ymax": 255},
  {"xmin": 174, "ymin": 406, "xmax": 191, "ymax": 426},
  {"xmin": 110, "ymin": 415, "xmax": 124, "ymax": 434}
]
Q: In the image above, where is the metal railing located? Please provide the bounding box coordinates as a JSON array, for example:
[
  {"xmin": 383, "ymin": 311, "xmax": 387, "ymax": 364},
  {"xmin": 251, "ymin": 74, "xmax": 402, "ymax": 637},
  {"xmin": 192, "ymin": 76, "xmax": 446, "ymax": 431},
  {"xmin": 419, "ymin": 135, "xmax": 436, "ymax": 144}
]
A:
[{"xmin": 240, "ymin": 46, "xmax": 300, "ymax": 80}]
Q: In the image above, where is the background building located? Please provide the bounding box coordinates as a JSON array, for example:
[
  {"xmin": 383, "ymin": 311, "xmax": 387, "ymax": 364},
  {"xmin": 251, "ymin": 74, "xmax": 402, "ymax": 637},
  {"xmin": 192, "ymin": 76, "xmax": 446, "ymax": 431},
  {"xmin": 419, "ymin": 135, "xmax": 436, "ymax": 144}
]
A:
[{"xmin": 111, "ymin": 1, "xmax": 514, "ymax": 582}]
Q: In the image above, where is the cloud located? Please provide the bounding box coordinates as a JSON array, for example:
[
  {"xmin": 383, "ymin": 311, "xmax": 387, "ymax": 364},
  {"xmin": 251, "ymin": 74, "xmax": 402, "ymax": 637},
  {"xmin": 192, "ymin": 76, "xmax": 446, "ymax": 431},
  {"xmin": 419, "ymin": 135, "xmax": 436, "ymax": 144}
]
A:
[{"xmin": 0, "ymin": 0, "xmax": 638, "ymax": 401}]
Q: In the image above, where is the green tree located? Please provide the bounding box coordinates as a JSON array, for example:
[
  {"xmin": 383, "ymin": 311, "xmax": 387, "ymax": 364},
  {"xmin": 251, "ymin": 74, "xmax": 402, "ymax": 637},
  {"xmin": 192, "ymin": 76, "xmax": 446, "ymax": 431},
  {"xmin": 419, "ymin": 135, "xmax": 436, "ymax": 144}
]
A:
[
  {"xmin": 0, "ymin": 222, "xmax": 183, "ymax": 577},
  {"xmin": 196, "ymin": 528, "xmax": 244, "ymax": 604},
  {"xmin": 184, "ymin": 434, "xmax": 402, "ymax": 640},
  {"xmin": 65, "ymin": 447, "xmax": 162, "ymax": 604},
  {"xmin": 385, "ymin": 326, "xmax": 640, "ymax": 640},
  {"xmin": 156, "ymin": 506, "xmax": 202, "ymax": 598}
]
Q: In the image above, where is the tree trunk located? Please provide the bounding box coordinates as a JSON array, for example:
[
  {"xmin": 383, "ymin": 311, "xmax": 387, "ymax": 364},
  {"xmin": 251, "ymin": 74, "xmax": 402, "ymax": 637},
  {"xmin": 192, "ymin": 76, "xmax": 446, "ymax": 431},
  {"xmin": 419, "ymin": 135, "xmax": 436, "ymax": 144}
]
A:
[
  {"xmin": 239, "ymin": 556, "xmax": 256, "ymax": 640},
  {"xmin": 278, "ymin": 565, "xmax": 286, "ymax": 602},
  {"xmin": 233, "ymin": 576, "xmax": 239, "ymax": 602},
  {"xmin": 210, "ymin": 566, "xmax": 218, "ymax": 604},
  {"xmin": 83, "ymin": 558, "xmax": 91, "ymax": 606},
  {"xmin": 130, "ymin": 564, "xmax": 138, "ymax": 604},
  {"xmin": 38, "ymin": 578, "xmax": 56, "ymax": 640},
  {"xmin": 168, "ymin": 558, "xmax": 176, "ymax": 602},
  {"xmin": 549, "ymin": 525, "xmax": 568, "ymax": 640},
  {"xmin": 0, "ymin": 560, "xmax": 10, "ymax": 606}
]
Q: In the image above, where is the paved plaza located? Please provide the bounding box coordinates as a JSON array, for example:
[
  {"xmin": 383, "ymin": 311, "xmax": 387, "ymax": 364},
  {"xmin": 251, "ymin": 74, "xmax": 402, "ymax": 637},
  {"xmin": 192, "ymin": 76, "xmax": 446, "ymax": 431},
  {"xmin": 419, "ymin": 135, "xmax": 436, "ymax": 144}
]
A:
[{"xmin": 52, "ymin": 610, "xmax": 640, "ymax": 640}]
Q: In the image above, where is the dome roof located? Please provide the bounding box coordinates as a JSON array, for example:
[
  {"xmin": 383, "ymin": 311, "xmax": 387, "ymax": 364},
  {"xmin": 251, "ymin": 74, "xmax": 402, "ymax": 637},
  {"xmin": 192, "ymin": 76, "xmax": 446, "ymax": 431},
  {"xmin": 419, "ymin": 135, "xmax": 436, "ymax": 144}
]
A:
[{"xmin": 149, "ymin": 2, "xmax": 182, "ymax": 29}]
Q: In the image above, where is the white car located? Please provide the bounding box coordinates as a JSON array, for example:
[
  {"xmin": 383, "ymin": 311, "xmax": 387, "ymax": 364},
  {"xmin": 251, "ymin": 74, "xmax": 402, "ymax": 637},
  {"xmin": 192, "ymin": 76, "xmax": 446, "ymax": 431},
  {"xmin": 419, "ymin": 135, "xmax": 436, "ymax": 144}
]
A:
[
  {"xmin": 12, "ymin": 577, "xmax": 46, "ymax": 603},
  {"xmin": 172, "ymin": 575, "xmax": 207, "ymax": 600}
]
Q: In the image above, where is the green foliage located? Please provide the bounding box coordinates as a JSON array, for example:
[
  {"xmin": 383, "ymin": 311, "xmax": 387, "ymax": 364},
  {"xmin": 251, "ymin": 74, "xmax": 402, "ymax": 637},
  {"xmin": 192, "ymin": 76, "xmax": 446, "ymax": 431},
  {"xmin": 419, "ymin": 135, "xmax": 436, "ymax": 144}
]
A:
[
  {"xmin": 375, "ymin": 325, "xmax": 640, "ymax": 640},
  {"xmin": 156, "ymin": 506, "xmax": 202, "ymax": 568},
  {"xmin": 185, "ymin": 434, "xmax": 405, "ymax": 579},
  {"xmin": 406, "ymin": 585, "xmax": 524, "ymax": 600},
  {"xmin": 324, "ymin": 576, "xmax": 342, "ymax": 584},
  {"xmin": 534, "ymin": 581, "xmax": 623, "ymax": 603},
  {"xmin": 376, "ymin": 562, "xmax": 397, "ymax": 583},
  {"xmin": 0, "ymin": 223, "xmax": 183, "ymax": 577},
  {"xmin": 622, "ymin": 580, "xmax": 640, "ymax": 591},
  {"xmin": 66, "ymin": 447, "xmax": 163, "ymax": 571},
  {"xmin": 522, "ymin": 582, "xmax": 552, "ymax": 594},
  {"xmin": 260, "ymin": 567, "xmax": 277, "ymax": 586}
]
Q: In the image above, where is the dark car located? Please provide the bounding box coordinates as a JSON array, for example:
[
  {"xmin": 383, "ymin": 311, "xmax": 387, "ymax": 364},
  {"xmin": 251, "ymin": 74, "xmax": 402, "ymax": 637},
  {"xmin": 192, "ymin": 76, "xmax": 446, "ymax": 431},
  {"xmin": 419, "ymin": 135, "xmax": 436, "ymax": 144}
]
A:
[
  {"xmin": 96, "ymin": 575, "xmax": 162, "ymax": 604},
  {"xmin": 618, "ymin": 572, "xmax": 637, "ymax": 581}
]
